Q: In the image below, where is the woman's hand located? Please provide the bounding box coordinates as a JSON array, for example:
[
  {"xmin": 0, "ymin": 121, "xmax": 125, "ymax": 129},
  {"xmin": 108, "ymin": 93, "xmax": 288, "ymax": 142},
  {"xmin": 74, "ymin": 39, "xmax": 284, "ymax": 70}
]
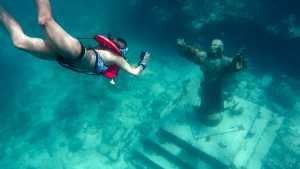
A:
[
  {"xmin": 142, "ymin": 51, "xmax": 150, "ymax": 62},
  {"xmin": 139, "ymin": 51, "xmax": 150, "ymax": 69}
]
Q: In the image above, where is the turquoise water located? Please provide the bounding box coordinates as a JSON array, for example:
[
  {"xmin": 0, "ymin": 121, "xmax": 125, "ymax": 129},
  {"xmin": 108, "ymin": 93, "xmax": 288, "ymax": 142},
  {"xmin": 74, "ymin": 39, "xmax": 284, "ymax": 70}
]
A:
[
  {"xmin": 0, "ymin": 1, "xmax": 198, "ymax": 168},
  {"xmin": 1, "ymin": 1, "xmax": 300, "ymax": 169}
]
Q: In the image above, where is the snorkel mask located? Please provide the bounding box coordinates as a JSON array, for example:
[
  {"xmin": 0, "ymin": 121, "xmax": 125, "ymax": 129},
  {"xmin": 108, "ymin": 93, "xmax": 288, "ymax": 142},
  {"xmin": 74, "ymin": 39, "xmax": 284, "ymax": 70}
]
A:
[
  {"xmin": 120, "ymin": 47, "xmax": 129, "ymax": 57},
  {"xmin": 107, "ymin": 34, "xmax": 128, "ymax": 57}
]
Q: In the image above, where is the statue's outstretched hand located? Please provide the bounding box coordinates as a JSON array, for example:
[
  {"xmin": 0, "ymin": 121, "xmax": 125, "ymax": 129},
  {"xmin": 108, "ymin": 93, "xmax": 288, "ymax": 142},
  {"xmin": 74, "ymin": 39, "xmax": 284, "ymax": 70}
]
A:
[{"xmin": 233, "ymin": 52, "xmax": 246, "ymax": 70}]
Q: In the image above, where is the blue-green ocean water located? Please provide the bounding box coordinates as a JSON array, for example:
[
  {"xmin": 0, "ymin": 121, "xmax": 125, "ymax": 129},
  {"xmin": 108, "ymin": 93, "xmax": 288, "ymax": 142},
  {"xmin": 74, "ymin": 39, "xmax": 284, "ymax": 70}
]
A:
[{"xmin": 0, "ymin": 1, "xmax": 300, "ymax": 169}]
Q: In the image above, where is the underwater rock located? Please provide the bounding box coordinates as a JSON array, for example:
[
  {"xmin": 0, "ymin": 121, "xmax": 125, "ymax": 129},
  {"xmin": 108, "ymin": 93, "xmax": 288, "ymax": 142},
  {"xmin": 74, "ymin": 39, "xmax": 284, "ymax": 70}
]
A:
[
  {"xmin": 133, "ymin": 0, "xmax": 300, "ymax": 41},
  {"xmin": 289, "ymin": 25, "xmax": 300, "ymax": 38},
  {"xmin": 190, "ymin": 19, "xmax": 205, "ymax": 32}
]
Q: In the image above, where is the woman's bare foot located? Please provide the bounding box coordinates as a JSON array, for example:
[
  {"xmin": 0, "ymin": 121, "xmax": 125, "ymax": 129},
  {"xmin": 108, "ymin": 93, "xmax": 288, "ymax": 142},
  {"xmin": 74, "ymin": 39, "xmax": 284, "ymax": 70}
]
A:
[{"xmin": 35, "ymin": 0, "xmax": 53, "ymax": 25}]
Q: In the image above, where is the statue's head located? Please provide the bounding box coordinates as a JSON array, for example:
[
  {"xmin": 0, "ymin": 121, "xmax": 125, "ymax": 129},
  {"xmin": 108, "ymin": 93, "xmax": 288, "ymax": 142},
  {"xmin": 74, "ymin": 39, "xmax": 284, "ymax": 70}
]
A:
[{"xmin": 208, "ymin": 39, "xmax": 224, "ymax": 59}]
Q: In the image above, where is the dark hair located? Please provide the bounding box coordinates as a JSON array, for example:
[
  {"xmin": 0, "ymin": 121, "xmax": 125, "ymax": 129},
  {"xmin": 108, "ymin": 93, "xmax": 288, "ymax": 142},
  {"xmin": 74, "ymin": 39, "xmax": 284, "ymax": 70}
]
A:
[
  {"xmin": 115, "ymin": 37, "xmax": 127, "ymax": 49},
  {"xmin": 107, "ymin": 33, "xmax": 127, "ymax": 49}
]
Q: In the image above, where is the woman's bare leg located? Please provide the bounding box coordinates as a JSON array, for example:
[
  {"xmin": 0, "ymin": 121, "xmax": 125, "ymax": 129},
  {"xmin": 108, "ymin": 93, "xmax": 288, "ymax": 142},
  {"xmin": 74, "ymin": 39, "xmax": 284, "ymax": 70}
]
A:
[
  {"xmin": 0, "ymin": 6, "xmax": 56, "ymax": 60},
  {"xmin": 35, "ymin": 0, "xmax": 82, "ymax": 59}
]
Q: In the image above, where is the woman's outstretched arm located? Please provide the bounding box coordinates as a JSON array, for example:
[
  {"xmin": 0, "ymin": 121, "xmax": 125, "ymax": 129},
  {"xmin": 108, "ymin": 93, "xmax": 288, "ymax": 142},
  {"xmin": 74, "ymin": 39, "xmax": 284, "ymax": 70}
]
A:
[{"xmin": 113, "ymin": 52, "xmax": 150, "ymax": 76}]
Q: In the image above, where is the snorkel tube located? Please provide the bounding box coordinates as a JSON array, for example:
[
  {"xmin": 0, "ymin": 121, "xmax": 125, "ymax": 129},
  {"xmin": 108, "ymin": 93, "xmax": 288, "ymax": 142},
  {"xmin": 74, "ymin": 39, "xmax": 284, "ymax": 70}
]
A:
[{"xmin": 95, "ymin": 35, "xmax": 122, "ymax": 56}]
